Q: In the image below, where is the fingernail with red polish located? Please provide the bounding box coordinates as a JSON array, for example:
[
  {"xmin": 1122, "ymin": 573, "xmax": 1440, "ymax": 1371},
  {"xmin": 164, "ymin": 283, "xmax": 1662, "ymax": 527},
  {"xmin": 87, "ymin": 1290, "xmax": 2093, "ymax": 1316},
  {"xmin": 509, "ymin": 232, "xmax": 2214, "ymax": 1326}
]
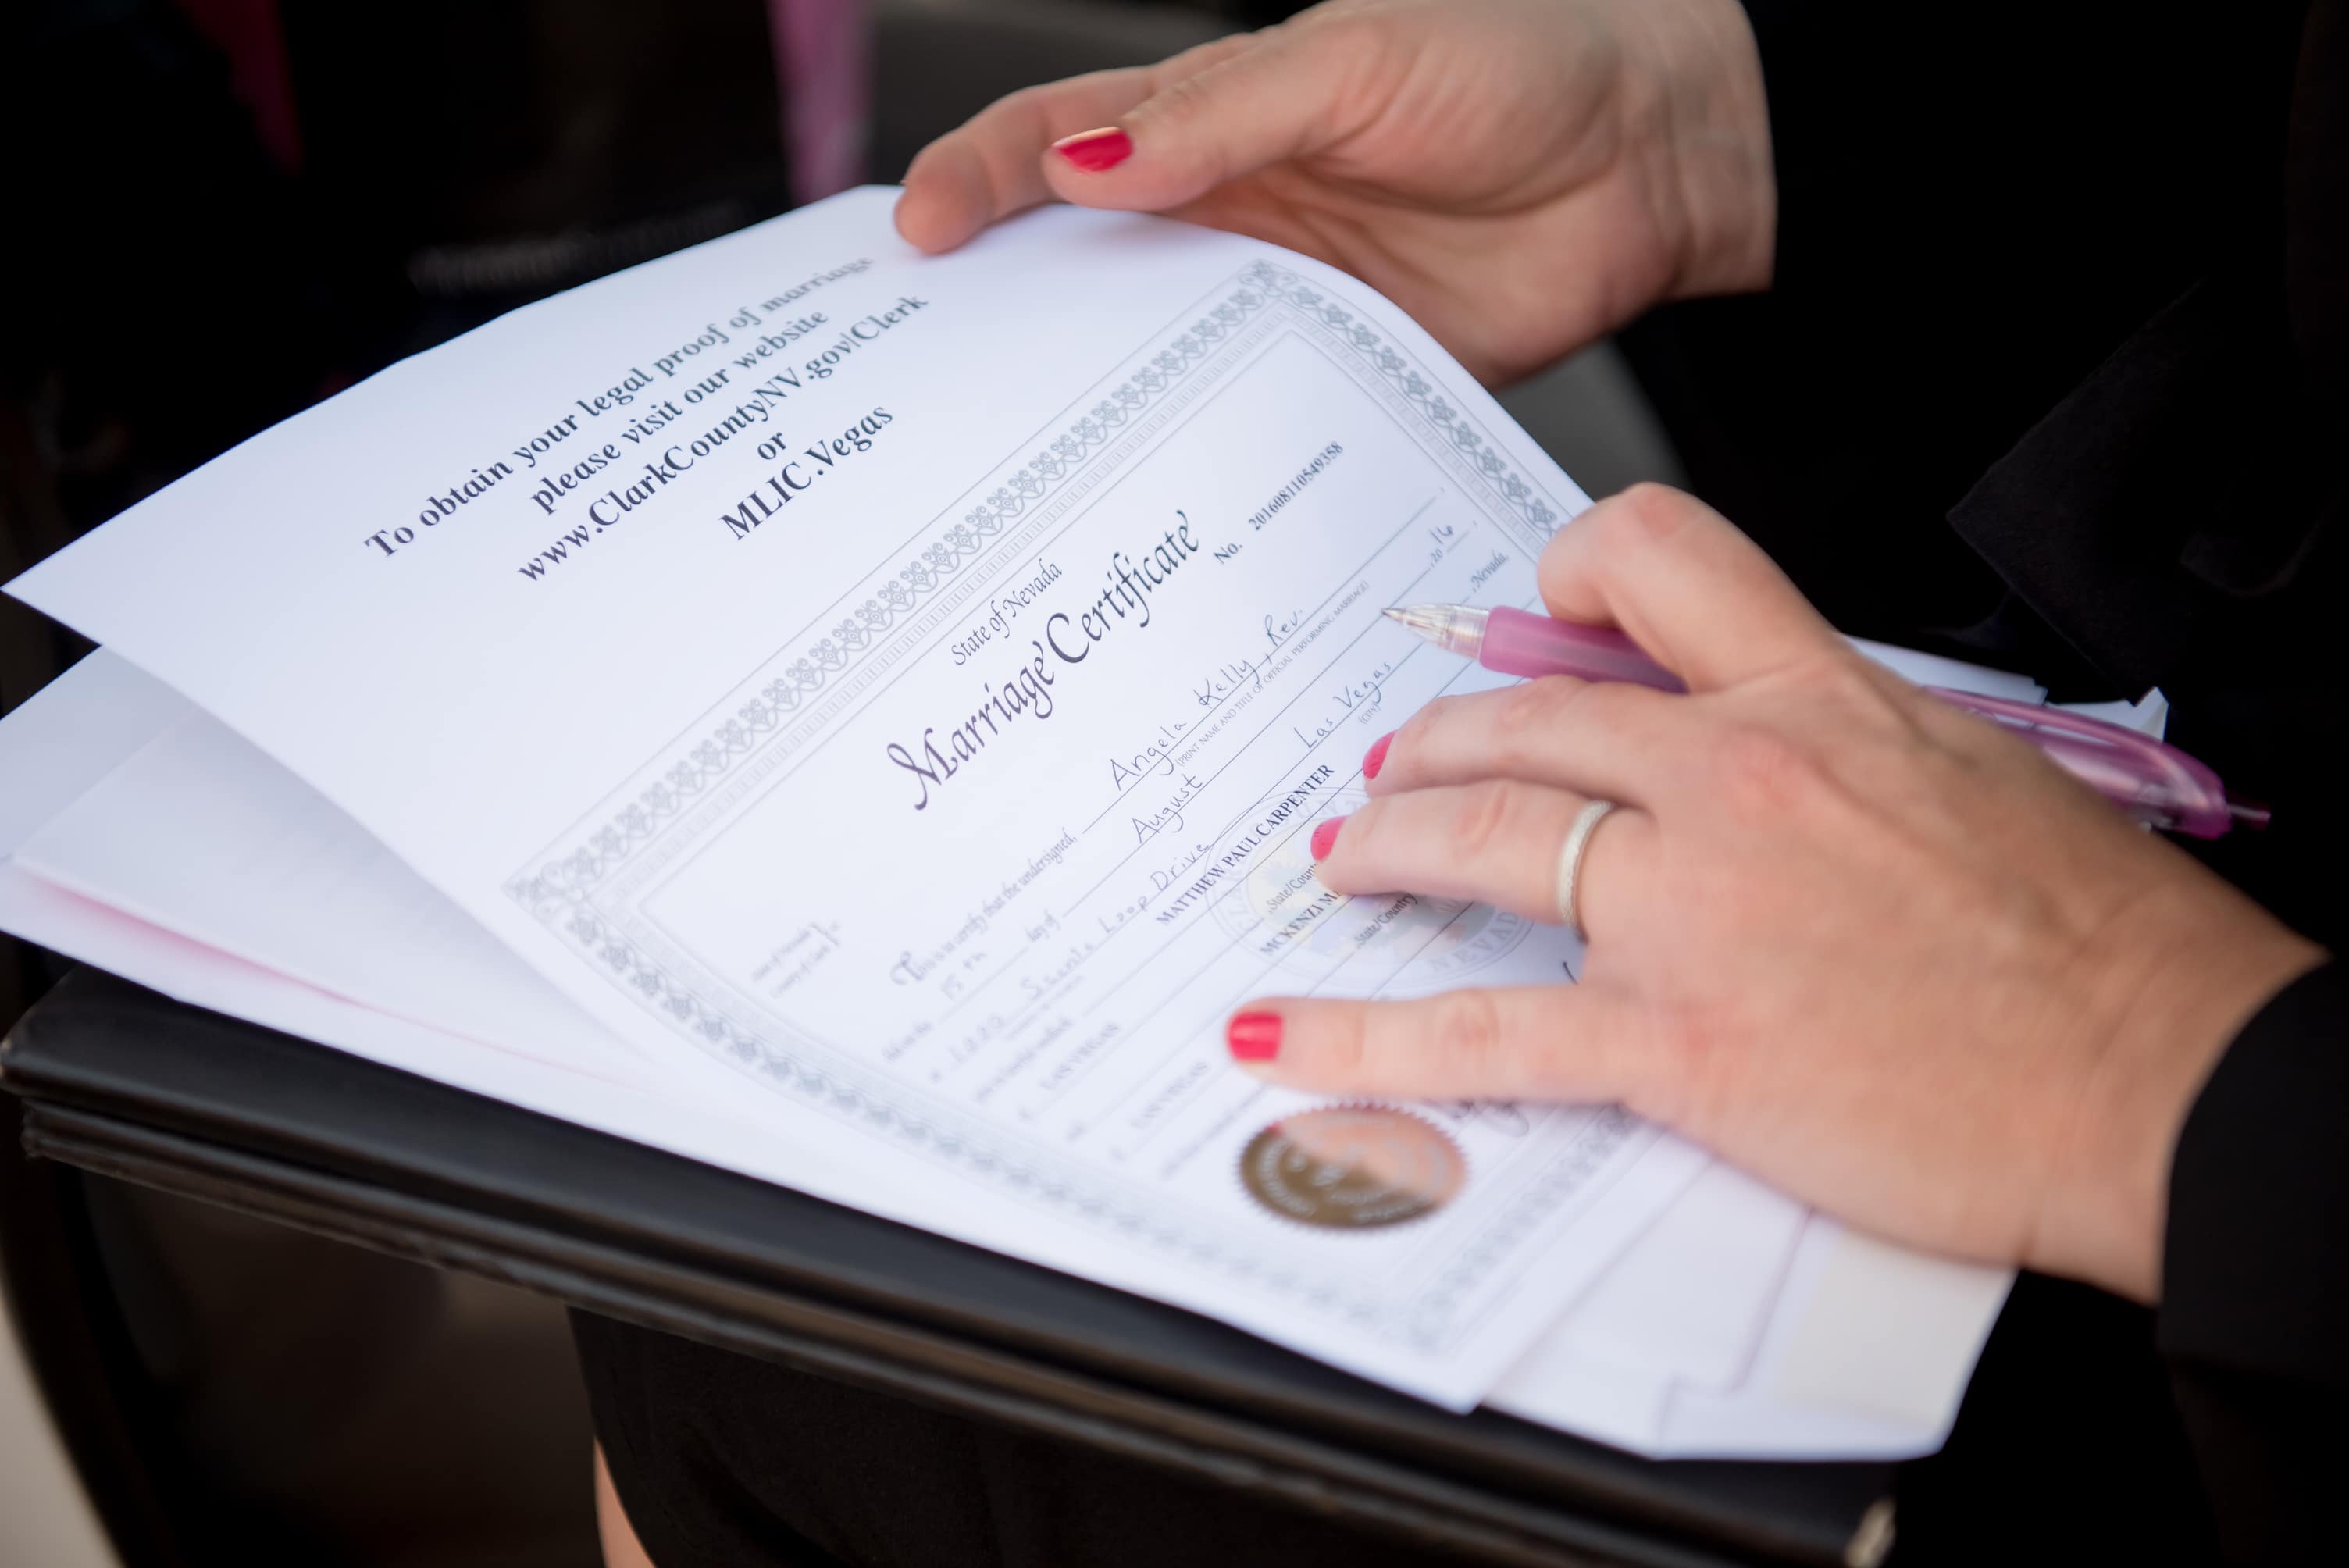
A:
[
  {"xmin": 1227, "ymin": 1013, "xmax": 1282, "ymax": 1061},
  {"xmin": 1363, "ymin": 732, "xmax": 1394, "ymax": 780},
  {"xmin": 1310, "ymin": 816, "xmax": 1346, "ymax": 859},
  {"xmin": 1053, "ymin": 127, "xmax": 1133, "ymax": 173}
]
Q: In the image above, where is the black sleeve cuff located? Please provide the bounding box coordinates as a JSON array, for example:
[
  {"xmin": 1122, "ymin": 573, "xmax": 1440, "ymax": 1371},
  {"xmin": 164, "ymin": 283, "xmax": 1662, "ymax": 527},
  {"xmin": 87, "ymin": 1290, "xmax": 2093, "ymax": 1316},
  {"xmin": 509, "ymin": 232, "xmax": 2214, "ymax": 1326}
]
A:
[
  {"xmin": 2159, "ymin": 960, "xmax": 2349, "ymax": 1386},
  {"xmin": 1730, "ymin": 3, "xmax": 2280, "ymax": 310}
]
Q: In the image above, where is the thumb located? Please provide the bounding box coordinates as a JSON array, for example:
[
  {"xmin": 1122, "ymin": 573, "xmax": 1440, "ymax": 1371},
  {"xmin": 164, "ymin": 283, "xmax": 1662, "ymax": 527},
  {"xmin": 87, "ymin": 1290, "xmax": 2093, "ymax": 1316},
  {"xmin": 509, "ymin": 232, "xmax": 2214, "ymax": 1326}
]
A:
[
  {"xmin": 1224, "ymin": 985, "xmax": 1662, "ymax": 1108},
  {"xmin": 1044, "ymin": 24, "xmax": 1378, "ymax": 212},
  {"xmin": 1538, "ymin": 485, "xmax": 1844, "ymax": 693}
]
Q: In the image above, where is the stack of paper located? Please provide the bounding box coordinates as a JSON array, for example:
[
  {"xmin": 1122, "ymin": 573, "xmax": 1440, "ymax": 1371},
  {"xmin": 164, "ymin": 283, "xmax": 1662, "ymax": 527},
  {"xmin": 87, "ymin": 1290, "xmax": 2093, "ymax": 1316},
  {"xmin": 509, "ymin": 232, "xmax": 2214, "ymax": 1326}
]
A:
[{"xmin": 2, "ymin": 189, "xmax": 2028, "ymax": 1457}]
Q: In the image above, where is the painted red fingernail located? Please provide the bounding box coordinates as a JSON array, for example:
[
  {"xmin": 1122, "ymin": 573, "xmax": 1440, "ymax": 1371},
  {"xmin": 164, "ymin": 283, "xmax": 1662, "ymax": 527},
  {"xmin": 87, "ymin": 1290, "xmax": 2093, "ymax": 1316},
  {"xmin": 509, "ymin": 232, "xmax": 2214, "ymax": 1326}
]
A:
[
  {"xmin": 1363, "ymin": 732, "xmax": 1394, "ymax": 780},
  {"xmin": 1227, "ymin": 1013, "xmax": 1282, "ymax": 1061},
  {"xmin": 1053, "ymin": 127, "xmax": 1133, "ymax": 173},
  {"xmin": 1310, "ymin": 816, "xmax": 1346, "ymax": 859}
]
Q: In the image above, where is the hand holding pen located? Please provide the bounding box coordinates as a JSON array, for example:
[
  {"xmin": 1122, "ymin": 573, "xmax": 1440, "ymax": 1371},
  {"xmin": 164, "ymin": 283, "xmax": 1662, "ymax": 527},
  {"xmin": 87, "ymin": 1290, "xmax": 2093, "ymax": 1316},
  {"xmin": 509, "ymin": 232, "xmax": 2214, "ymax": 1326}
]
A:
[{"xmin": 1223, "ymin": 485, "xmax": 2322, "ymax": 1306}]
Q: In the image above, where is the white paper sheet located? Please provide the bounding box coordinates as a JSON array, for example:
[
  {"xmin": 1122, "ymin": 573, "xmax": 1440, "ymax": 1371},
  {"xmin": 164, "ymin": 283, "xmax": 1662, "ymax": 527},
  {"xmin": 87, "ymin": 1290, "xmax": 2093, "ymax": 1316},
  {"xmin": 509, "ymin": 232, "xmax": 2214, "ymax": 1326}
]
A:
[
  {"xmin": 1527, "ymin": 1160, "xmax": 1804, "ymax": 1391},
  {"xmin": 2, "ymin": 623, "xmax": 2033, "ymax": 1455},
  {"xmin": 9, "ymin": 191, "xmax": 1716, "ymax": 1403},
  {"xmin": 2, "ymin": 191, "xmax": 2050, "ymax": 1437},
  {"xmin": 0, "ymin": 650, "xmax": 190, "ymax": 849},
  {"xmin": 1659, "ymin": 1216, "xmax": 2010, "ymax": 1459},
  {"xmin": 1489, "ymin": 1215, "xmax": 2010, "ymax": 1460},
  {"xmin": 0, "ymin": 657, "xmax": 936, "ymax": 1213},
  {"xmin": 1, "ymin": 654, "xmax": 1706, "ymax": 1425},
  {"xmin": 16, "ymin": 714, "xmax": 653, "ymax": 1082}
]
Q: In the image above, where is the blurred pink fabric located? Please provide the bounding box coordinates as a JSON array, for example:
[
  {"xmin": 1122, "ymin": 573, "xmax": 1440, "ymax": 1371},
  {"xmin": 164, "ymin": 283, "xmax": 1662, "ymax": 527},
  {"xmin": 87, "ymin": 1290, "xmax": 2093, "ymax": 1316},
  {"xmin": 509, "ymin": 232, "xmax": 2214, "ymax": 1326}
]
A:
[{"xmin": 768, "ymin": 0, "xmax": 873, "ymax": 203}]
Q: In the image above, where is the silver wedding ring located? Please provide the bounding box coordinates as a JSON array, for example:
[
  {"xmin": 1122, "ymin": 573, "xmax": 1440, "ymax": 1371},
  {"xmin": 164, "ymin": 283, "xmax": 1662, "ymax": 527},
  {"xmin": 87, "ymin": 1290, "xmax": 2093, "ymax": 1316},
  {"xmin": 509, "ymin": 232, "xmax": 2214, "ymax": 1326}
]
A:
[{"xmin": 1555, "ymin": 799, "xmax": 1618, "ymax": 940}]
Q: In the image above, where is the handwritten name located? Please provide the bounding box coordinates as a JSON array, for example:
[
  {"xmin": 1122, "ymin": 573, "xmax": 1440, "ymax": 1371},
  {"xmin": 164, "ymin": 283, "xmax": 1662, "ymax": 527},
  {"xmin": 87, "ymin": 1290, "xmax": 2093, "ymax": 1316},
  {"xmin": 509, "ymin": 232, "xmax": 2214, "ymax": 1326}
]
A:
[{"xmin": 1110, "ymin": 721, "xmax": 1188, "ymax": 787}]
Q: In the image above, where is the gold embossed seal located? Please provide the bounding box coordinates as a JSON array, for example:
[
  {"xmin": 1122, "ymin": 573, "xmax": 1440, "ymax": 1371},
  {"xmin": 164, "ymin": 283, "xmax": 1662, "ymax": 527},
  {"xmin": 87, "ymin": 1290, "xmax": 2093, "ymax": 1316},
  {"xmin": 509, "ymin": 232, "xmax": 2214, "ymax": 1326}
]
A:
[{"xmin": 1239, "ymin": 1106, "xmax": 1466, "ymax": 1229}]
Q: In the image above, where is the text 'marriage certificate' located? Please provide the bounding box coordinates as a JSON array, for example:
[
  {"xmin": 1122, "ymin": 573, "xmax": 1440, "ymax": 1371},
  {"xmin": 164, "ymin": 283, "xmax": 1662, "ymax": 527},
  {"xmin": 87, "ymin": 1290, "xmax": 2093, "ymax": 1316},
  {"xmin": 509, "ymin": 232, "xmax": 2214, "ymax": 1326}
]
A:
[{"xmin": 10, "ymin": 191, "xmax": 1697, "ymax": 1402}]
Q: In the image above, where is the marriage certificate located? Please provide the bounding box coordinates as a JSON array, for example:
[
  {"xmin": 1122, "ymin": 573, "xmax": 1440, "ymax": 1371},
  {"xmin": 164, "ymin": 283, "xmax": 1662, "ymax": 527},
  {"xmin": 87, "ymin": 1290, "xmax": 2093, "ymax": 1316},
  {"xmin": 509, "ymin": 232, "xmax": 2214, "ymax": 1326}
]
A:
[{"xmin": 8, "ymin": 189, "xmax": 1700, "ymax": 1404}]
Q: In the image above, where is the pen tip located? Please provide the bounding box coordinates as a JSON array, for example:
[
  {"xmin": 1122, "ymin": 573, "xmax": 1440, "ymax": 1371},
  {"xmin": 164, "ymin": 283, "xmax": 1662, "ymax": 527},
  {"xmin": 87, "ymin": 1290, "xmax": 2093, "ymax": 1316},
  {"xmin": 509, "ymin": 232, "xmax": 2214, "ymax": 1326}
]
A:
[{"xmin": 1381, "ymin": 607, "xmax": 1409, "ymax": 623}]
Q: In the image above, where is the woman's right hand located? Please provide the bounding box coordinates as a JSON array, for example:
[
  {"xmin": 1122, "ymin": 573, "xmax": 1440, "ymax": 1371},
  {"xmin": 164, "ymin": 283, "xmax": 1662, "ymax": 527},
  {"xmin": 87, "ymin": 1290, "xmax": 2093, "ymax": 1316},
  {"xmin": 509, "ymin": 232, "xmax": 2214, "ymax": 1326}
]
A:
[
  {"xmin": 1232, "ymin": 486, "xmax": 2326, "ymax": 1304},
  {"xmin": 893, "ymin": 0, "xmax": 1777, "ymax": 384}
]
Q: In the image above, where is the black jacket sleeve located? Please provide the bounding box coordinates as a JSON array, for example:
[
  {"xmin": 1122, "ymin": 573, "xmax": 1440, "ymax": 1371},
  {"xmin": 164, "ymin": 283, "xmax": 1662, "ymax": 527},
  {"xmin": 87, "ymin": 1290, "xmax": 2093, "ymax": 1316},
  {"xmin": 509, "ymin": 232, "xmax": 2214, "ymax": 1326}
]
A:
[
  {"xmin": 1731, "ymin": 2, "xmax": 2297, "ymax": 310},
  {"xmin": 2160, "ymin": 962, "xmax": 2349, "ymax": 1562},
  {"xmin": 1687, "ymin": 3, "xmax": 2314, "ymax": 651}
]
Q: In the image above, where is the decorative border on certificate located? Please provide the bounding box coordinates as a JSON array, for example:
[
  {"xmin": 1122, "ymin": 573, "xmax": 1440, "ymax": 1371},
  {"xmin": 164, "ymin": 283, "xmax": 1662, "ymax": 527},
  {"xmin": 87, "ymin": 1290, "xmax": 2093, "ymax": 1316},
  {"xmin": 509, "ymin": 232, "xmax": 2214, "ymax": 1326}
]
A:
[
  {"xmin": 1249, "ymin": 266, "xmax": 1561, "ymax": 547},
  {"xmin": 1403, "ymin": 1105, "xmax": 1644, "ymax": 1349},
  {"xmin": 508, "ymin": 262, "xmax": 1564, "ymax": 903},
  {"xmin": 502, "ymin": 260, "xmax": 1590, "ymax": 1345}
]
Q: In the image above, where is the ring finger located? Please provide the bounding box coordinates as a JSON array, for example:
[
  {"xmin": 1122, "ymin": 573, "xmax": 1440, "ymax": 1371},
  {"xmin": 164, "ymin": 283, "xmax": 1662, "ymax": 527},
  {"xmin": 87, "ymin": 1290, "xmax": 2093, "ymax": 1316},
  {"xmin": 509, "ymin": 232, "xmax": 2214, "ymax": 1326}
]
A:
[{"xmin": 1314, "ymin": 779, "xmax": 1652, "ymax": 932}]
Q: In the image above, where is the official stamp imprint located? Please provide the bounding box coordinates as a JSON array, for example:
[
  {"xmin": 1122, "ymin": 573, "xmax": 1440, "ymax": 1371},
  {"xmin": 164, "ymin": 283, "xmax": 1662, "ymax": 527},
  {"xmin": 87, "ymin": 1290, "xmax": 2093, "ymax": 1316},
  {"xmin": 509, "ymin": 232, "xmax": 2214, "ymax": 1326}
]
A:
[{"xmin": 1238, "ymin": 1105, "xmax": 1467, "ymax": 1230}]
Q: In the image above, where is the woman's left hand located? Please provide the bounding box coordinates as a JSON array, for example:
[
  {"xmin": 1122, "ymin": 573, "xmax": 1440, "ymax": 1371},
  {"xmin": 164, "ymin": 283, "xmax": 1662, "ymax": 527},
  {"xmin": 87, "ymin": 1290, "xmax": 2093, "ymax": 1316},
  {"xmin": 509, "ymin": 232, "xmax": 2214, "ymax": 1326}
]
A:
[
  {"xmin": 1226, "ymin": 485, "xmax": 2322, "ymax": 1303},
  {"xmin": 892, "ymin": 0, "xmax": 1776, "ymax": 383}
]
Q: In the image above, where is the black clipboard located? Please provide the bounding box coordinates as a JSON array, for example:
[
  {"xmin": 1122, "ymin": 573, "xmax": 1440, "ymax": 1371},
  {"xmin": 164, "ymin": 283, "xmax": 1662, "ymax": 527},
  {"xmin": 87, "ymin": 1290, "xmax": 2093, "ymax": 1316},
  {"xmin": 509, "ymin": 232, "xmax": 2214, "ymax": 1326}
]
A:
[{"xmin": 4, "ymin": 968, "xmax": 1902, "ymax": 1567}]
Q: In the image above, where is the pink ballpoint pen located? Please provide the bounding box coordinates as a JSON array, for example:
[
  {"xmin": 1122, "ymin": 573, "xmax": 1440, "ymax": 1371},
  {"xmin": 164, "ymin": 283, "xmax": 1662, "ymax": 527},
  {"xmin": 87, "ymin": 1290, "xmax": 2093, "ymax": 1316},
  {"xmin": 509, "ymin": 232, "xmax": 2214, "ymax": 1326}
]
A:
[{"xmin": 1384, "ymin": 604, "xmax": 2271, "ymax": 839}]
